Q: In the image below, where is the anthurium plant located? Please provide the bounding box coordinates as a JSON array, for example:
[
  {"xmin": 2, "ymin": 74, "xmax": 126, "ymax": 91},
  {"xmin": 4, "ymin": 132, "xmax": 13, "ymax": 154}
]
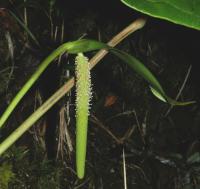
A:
[{"xmin": 0, "ymin": 18, "xmax": 194, "ymax": 179}]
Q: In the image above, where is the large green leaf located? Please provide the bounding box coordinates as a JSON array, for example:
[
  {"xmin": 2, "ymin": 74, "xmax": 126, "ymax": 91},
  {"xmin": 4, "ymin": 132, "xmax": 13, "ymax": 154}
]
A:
[{"xmin": 121, "ymin": 0, "xmax": 200, "ymax": 30}]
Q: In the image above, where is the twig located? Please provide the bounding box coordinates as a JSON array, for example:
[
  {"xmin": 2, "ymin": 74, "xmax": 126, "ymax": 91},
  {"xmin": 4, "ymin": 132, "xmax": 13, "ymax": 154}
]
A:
[
  {"xmin": 57, "ymin": 106, "xmax": 73, "ymax": 159},
  {"xmin": 89, "ymin": 18, "xmax": 146, "ymax": 69},
  {"xmin": 164, "ymin": 65, "xmax": 192, "ymax": 117},
  {"xmin": 90, "ymin": 114, "xmax": 122, "ymax": 144},
  {"xmin": 133, "ymin": 110, "xmax": 145, "ymax": 145},
  {"xmin": 123, "ymin": 148, "xmax": 128, "ymax": 189},
  {"xmin": 90, "ymin": 114, "xmax": 136, "ymax": 144},
  {"xmin": 5, "ymin": 31, "xmax": 15, "ymax": 90}
]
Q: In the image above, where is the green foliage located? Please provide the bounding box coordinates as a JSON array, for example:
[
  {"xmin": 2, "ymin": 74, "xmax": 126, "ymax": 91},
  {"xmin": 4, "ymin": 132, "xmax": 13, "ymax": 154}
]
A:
[
  {"xmin": 0, "ymin": 146, "xmax": 62, "ymax": 188},
  {"xmin": 121, "ymin": 0, "xmax": 200, "ymax": 30},
  {"xmin": 0, "ymin": 162, "xmax": 15, "ymax": 189}
]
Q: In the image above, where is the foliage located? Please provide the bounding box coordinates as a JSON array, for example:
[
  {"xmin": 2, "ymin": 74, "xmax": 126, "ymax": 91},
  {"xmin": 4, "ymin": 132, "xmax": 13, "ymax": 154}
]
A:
[
  {"xmin": 121, "ymin": 0, "xmax": 200, "ymax": 30},
  {"xmin": 0, "ymin": 146, "xmax": 62, "ymax": 188}
]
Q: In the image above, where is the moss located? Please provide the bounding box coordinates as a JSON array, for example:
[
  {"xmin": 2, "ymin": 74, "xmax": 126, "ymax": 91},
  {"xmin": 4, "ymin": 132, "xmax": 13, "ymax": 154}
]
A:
[{"xmin": 0, "ymin": 162, "xmax": 15, "ymax": 189}]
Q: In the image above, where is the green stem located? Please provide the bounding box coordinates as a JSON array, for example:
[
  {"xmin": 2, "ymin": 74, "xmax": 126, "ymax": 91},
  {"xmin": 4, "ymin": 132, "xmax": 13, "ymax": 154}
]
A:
[{"xmin": 0, "ymin": 43, "xmax": 69, "ymax": 128}]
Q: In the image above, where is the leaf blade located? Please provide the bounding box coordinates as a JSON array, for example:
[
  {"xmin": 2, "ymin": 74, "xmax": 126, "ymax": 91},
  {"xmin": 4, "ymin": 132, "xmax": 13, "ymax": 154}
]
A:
[
  {"xmin": 121, "ymin": 0, "xmax": 200, "ymax": 30},
  {"xmin": 110, "ymin": 48, "xmax": 195, "ymax": 105}
]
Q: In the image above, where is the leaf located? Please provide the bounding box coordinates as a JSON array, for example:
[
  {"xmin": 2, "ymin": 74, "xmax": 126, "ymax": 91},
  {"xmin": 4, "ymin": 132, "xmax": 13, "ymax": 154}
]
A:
[
  {"xmin": 110, "ymin": 49, "xmax": 166, "ymax": 96},
  {"xmin": 121, "ymin": 0, "xmax": 200, "ymax": 30},
  {"xmin": 110, "ymin": 48, "xmax": 195, "ymax": 105},
  {"xmin": 70, "ymin": 38, "xmax": 195, "ymax": 106},
  {"xmin": 150, "ymin": 87, "xmax": 195, "ymax": 105},
  {"xmin": 150, "ymin": 87, "xmax": 167, "ymax": 102},
  {"xmin": 65, "ymin": 39, "xmax": 108, "ymax": 54}
]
